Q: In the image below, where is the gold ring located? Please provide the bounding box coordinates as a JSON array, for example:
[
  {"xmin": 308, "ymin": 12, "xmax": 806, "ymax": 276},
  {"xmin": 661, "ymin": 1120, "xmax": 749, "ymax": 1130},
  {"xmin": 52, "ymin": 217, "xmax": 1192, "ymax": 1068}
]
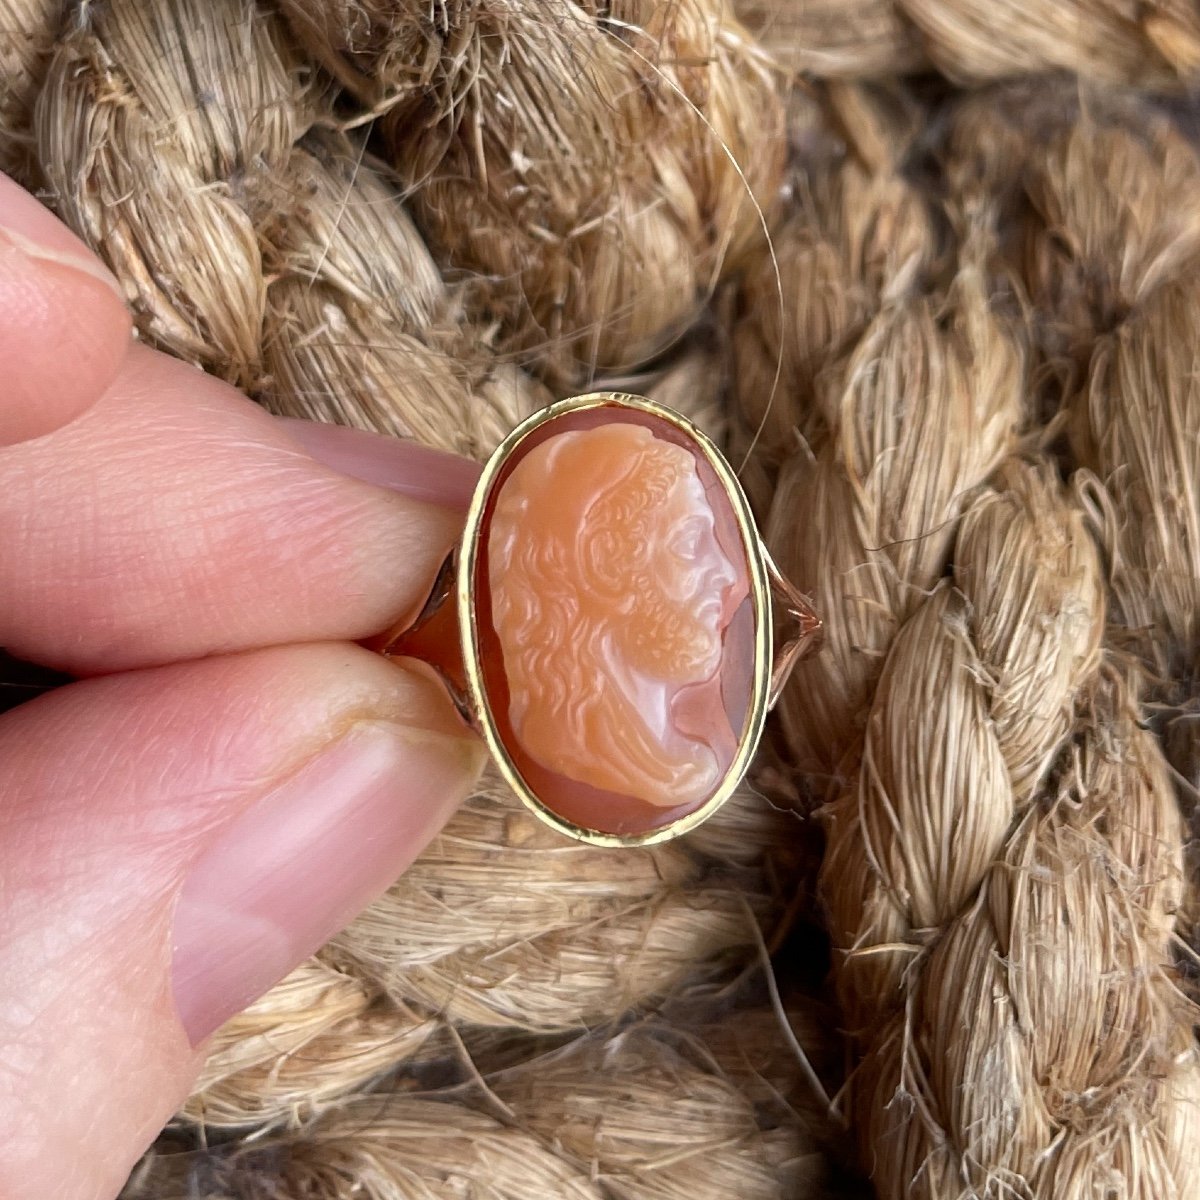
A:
[{"xmin": 375, "ymin": 393, "xmax": 822, "ymax": 846}]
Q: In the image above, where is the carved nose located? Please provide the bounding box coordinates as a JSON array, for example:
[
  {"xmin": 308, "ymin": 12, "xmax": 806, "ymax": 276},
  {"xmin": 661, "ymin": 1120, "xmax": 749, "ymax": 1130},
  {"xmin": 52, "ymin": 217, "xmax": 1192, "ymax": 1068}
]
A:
[{"xmin": 708, "ymin": 551, "xmax": 738, "ymax": 595}]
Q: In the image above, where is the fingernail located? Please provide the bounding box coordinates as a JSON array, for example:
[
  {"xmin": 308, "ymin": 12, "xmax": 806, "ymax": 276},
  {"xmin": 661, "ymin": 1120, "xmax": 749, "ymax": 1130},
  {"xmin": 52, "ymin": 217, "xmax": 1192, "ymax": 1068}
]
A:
[
  {"xmin": 0, "ymin": 178, "xmax": 124, "ymax": 303},
  {"xmin": 0, "ymin": 225, "xmax": 126, "ymax": 302},
  {"xmin": 170, "ymin": 720, "xmax": 483, "ymax": 1046},
  {"xmin": 279, "ymin": 417, "xmax": 482, "ymax": 509}
]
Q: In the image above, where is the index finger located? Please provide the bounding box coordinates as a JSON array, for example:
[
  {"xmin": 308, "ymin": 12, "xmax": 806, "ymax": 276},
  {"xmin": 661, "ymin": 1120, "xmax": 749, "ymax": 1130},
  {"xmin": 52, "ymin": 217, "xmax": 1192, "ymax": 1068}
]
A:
[
  {"xmin": 0, "ymin": 341, "xmax": 481, "ymax": 674},
  {"xmin": 0, "ymin": 173, "xmax": 132, "ymax": 446}
]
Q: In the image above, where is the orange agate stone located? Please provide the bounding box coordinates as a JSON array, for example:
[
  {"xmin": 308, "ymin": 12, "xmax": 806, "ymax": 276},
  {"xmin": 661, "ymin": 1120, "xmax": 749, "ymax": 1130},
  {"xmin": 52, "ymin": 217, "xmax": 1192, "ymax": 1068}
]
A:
[{"xmin": 478, "ymin": 412, "xmax": 753, "ymax": 836}]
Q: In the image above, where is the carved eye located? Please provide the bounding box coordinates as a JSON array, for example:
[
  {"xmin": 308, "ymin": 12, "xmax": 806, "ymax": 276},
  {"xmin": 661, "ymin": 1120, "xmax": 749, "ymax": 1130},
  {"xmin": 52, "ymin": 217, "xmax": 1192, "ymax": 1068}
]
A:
[
  {"xmin": 461, "ymin": 394, "xmax": 769, "ymax": 844},
  {"xmin": 670, "ymin": 519, "xmax": 704, "ymax": 560}
]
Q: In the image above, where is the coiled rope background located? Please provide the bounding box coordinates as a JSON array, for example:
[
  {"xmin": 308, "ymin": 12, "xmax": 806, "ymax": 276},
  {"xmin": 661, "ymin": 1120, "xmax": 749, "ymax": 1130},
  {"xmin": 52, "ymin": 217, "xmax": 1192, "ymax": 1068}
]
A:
[{"xmin": 2, "ymin": 1, "xmax": 1199, "ymax": 1196}]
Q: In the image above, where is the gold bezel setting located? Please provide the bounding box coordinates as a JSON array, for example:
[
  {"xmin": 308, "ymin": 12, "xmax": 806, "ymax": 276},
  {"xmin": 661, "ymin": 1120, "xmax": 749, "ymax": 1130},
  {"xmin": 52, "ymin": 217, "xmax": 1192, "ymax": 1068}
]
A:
[{"xmin": 457, "ymin": 392, "xmax": 777, "ymax": 848}]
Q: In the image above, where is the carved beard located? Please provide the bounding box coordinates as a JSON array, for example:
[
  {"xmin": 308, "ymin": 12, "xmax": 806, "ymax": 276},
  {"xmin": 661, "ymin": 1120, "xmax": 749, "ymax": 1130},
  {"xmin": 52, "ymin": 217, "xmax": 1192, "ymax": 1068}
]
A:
[{"xmin": 621, "ymin": 567, "xmax": 718, "ymax": 682}]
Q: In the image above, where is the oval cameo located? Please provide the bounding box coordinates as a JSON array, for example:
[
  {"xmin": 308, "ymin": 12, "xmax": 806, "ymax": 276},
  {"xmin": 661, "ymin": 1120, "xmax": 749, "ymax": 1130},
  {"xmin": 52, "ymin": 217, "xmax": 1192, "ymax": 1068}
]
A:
[{"xmin": 463, "ymin": 396, "xmax": 766, "ymax": 841}]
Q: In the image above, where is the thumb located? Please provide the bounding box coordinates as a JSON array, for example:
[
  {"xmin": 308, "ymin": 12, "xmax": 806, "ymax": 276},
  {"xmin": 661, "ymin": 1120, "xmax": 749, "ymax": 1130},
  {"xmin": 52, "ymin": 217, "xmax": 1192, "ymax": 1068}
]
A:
[{"xmin": 0, "ymin": 643, "xmax": 486, "ymax": 1200}]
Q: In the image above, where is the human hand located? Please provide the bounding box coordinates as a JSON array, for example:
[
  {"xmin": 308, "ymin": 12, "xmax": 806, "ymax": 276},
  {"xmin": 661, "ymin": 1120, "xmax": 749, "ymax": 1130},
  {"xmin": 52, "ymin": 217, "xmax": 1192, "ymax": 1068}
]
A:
[{"xmin": 0, "ymin": 173, "xmax": 488, "ymax": 1199}]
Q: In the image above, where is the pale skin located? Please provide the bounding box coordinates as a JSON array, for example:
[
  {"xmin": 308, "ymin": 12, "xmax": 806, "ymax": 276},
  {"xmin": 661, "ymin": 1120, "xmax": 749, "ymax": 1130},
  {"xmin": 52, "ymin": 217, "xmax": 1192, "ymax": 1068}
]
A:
[{"xmin": 0, "ymin": 174, "xmax": 489, "ymax": 1200}]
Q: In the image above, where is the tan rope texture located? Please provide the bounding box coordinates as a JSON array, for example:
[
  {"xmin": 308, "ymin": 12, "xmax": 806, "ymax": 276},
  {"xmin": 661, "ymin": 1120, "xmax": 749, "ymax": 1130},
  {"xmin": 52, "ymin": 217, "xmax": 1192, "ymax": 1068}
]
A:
[{"xmin": 2, "ymin": 1, "xmax": 1199, "ymax": 1198}]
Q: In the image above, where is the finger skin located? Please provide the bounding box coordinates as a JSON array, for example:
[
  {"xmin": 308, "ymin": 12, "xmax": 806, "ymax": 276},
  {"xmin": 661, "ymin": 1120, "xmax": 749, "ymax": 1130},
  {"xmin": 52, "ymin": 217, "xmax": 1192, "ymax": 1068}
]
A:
[
  {"xmin": 279, "ymin": 417, "xmax": 481, "ymax": 509},
  {"xmin": 0, "ymin": 173, "xmax": 131, "ymax": 445},
  {"xmin": 0, "ymin": 342, "xmax": 466, "ymax": 673},
  {"xmin": 0, "ymin": 642, "xmax": 484, "ymax": 1200}
]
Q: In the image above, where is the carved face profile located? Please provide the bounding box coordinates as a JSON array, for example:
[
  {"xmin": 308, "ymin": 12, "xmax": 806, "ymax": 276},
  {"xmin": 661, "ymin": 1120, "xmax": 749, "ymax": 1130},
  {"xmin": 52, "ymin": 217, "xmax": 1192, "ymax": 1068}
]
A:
[{"xmin": 487, "ymin": 422, "xmax": 749, "ymax": 808}]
